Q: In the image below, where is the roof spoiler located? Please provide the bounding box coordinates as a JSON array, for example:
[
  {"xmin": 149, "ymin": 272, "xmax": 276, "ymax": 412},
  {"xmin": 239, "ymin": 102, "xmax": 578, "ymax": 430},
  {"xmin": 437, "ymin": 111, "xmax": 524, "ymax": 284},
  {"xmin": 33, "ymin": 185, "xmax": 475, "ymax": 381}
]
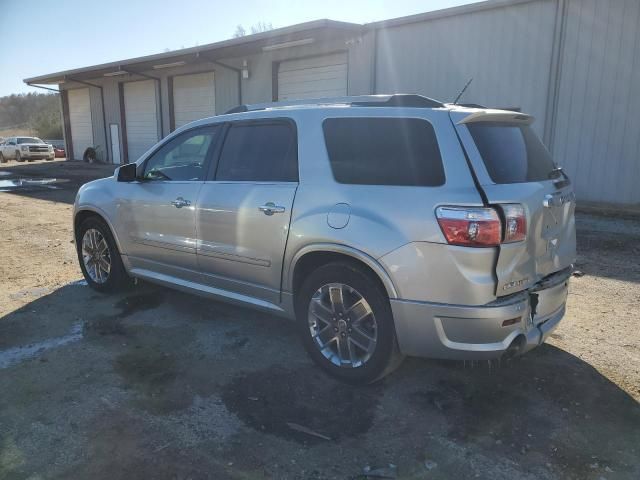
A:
[
  {"xmin": 223, "ymin": 94, "xmax": 444, "ymax": 114},
  {"xmin": 457, "ymin": 110, "xmax": 534, "ymax": 125}
]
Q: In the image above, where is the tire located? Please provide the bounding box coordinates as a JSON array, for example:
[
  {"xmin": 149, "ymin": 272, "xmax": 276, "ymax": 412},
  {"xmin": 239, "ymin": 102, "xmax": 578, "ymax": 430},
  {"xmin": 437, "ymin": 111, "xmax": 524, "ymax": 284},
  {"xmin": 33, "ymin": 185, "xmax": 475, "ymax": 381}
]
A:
[
  {"xmin": 0, "ymin": 152, "xmax": 5, "ymax": 163},
  {"xmin": 76, "ymin": 216, "xmax": 132, "ymax": 293},
  {"xmin": 16, "ymin": 151, "xmax": 24, "ymax": 162},
  {"xmin": 295, "ymin": 261, "xmax": 404, "ymax": 384}
]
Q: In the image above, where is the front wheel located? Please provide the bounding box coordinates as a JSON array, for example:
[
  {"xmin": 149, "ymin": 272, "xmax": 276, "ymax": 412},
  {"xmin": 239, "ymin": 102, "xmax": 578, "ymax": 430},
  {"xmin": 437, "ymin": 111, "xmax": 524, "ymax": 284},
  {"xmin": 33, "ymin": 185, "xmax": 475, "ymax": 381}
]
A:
[
  {"xmin": 296, "ymin": 262, "xmax": 404, "ymax": 384},
  {"xmin": 16, "ymin": 151, "xmax": 24, "ymax": 162},
  {"xmin": 0, "ymin": 152, "xmax": 5, "ymax": 163},
  {"xmin": 76, "ymin": 217, "xmax": 132, "ymax": 292}
]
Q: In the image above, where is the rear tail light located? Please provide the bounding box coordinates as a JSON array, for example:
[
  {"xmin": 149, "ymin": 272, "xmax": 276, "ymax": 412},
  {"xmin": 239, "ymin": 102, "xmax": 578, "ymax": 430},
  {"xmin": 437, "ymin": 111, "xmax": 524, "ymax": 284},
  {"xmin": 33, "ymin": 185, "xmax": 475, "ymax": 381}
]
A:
[
  {"xmin": 436, "ymin": 204, "xmax": 527, "ymax": 247},
  {"xmin": 436, "ymin": 206, "xmax": 502, "ymax": 247},
  {"xmin": 500, "ymin": 204, "xmax": 527, "ymax": 243}
]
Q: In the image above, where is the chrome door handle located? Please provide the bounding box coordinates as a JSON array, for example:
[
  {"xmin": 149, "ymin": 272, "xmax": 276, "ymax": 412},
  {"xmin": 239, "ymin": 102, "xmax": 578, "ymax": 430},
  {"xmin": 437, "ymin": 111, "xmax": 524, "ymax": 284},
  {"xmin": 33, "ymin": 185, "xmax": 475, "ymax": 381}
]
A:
[
  {"xmin": 171, "ymin": 197, "xmax": 191, "ymax": 208},
  {"xmin": 258, "ymin": 202, "xmax": 285, "ymax": 216}
]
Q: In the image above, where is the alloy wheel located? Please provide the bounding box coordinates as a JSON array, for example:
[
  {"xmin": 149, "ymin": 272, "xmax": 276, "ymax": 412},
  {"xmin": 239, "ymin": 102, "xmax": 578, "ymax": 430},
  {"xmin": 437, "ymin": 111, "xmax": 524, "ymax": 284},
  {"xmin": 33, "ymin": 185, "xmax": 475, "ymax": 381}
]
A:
[
  {"xmin": 307, "ymin": 283, "xmax": 378, "ymax": 368},
  {"xmin": 81, "ymin": 228, "xmax": 111, "ymax": 284}
]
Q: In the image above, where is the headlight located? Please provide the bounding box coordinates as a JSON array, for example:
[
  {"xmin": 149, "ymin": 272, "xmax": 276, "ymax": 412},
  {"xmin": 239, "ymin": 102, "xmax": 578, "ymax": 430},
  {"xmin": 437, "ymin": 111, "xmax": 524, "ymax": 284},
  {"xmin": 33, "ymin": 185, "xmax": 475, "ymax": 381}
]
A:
[
  {"xmin": 21, "ymin": 146, "xmax": 28, "ymax": 151},
  {"xmin": 48, "ymin": 145, "xmax": 53, "ymax": 151}
]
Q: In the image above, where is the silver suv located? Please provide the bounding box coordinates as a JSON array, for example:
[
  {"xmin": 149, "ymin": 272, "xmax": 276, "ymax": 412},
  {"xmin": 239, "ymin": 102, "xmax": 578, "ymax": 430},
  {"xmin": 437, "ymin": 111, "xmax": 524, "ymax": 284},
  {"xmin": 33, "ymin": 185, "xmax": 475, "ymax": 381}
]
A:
[{"xmin": 73, "ymin": 95, "xmax": 576, "ymax": 383}]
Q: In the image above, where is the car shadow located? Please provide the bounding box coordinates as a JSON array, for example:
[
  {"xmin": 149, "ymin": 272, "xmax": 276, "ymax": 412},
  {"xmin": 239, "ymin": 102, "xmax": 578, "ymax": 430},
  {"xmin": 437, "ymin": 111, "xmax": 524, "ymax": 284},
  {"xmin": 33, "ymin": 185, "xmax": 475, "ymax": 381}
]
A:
[{"xmin": 1, "ymin": 281, "xmax": 638, "ymax": 479}]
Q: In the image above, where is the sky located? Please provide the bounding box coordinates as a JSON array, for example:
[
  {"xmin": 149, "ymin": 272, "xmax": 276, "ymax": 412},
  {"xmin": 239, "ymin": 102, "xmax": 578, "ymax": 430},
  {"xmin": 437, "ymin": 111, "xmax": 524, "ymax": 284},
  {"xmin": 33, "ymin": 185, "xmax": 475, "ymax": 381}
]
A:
[{"xmin": 0, "ymin": 0, "xmax": 479, "ymax": 97}]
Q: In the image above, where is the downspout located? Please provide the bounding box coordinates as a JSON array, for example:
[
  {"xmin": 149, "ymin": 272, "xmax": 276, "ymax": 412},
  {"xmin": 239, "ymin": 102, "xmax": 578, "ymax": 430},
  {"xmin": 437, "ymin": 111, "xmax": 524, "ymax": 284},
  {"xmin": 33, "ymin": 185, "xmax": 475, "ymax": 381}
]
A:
[
  {"xmin": 543, "ymin": 0, "xmax": 568, "ymax": 150},
  {"xmin": 121, "ymin": 68, "xmax": 165, "ymax": 137},
  {"xmin": 66, "ymin": 76, "xmax": 110, "ymax": 163},
  {"xmin": 371, "ymin": 27, "xmax": 378, "ymax": 95}
]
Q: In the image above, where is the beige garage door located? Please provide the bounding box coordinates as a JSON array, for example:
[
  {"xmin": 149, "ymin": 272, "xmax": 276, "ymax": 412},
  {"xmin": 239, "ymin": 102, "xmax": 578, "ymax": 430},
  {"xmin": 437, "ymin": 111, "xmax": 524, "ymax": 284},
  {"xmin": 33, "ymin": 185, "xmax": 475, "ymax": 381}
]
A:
[
  {"xmin": 67, "ymin": 88, "xmax": 93, "ymax": 160},
  {"xmin": 173, "ymin": 72, "xmax": 216, "ymax": 129},
  {"xmin": 123, "ymin": 80, "xmax": 159, "ymax": 162},
  {"xmin": 277, "ymin": 52, "xmax": 348, "ymax": 100}
]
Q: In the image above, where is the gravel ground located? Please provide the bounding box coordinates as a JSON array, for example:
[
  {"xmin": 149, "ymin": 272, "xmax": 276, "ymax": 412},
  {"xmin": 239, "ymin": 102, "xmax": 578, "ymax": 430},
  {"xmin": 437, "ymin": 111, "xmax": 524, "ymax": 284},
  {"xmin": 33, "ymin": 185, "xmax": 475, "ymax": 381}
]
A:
[{"xmin": 0, "ymin": 160, "xmax": 638, "ymax": 480}]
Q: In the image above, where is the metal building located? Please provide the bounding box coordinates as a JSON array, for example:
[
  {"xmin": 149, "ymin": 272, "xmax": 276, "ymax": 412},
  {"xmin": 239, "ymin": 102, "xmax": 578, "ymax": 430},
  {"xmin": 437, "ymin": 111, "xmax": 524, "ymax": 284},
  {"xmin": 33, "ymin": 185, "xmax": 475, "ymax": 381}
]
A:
[{"xmin": 24, "ymin": 0, "xmax": 640, "ymax": 206}]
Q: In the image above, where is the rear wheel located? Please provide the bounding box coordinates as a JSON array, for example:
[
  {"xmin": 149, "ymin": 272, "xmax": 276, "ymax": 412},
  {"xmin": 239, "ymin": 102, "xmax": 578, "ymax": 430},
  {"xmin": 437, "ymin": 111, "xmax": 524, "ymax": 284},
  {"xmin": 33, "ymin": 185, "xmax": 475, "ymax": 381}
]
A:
[
  {"xmin": 296, "ymin": 262, "xmax": 403, "ymax": 384},
  {"xmin": 76, "ymin": 216, "xmax": 132, "ymax": 292},
  {"xmin": 0, "ymin": 152, "xmax": 5, "ymax": 163}
]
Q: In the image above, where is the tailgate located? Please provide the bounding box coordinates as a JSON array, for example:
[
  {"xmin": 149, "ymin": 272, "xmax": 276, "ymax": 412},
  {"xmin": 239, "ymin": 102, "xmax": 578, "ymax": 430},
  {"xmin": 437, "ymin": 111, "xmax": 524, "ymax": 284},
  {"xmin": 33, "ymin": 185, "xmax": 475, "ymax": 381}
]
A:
[{"xmin": 450, "ymin": 110, "xmax": 576, "ymax": 296}]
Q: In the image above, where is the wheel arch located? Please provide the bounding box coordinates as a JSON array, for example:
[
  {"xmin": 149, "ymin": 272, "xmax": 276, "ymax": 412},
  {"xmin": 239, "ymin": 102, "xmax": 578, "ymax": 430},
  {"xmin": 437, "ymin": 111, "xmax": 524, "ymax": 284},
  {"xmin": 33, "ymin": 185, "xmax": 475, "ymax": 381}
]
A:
[
  {"xmin": 287, "ymin": 244, "xmax": 399, "ymax": 301},
  {"xmin": 74, "ymin": 207, "xmax": 124, "ymax": 254}
]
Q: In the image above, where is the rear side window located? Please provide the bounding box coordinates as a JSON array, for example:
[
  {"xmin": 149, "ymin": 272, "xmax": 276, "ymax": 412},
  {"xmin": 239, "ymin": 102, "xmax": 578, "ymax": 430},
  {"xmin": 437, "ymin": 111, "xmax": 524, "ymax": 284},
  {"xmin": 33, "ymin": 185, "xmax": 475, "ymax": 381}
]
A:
[
  {"xmin": 322, "ymin": 118, "xmax": 445, "ymax": 186},
  {"xmin": 216, "ymin": 122, "xmax": 297, "ymax": 182},
  {"xmin": 467, "ymin": 123, "xmax": 556, "ymax": 184}
]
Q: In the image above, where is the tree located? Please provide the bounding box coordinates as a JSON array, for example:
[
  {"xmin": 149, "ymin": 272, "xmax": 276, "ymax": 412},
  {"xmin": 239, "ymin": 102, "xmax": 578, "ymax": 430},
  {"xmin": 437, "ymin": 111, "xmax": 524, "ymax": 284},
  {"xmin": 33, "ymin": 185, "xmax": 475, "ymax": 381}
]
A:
[
  {"xmin": 0, "ymin": 92, "xmax": 62, "ymax": 138},
  {"xmin": 250, "ymin": 22, "xmax": 273, "ymax": 34},
  {"xmin": 233, "ymin": 22, "xmax": 273, "ymax": 38},
  {"xmin": 233, "ymin": 24, "xmax": 246, "ymax": 38}
]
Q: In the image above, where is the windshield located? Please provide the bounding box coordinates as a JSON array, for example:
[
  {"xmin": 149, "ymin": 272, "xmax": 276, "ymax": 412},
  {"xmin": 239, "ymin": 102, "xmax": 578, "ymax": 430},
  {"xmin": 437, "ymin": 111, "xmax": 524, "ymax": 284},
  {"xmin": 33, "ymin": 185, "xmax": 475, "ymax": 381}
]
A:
[
  {"xmin": 17, "ymin": 137, "xmax": 44, "ymax": 144},
  {"xmin": 467, "ymin": 123, "xmax": 556, "ymax": 184}
]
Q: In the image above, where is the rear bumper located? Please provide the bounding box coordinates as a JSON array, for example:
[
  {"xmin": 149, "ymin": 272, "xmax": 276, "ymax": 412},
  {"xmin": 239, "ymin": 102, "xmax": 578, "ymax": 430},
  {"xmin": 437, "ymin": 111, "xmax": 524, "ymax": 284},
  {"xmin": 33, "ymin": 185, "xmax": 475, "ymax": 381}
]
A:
[{"xmin": 391, "ymin": 272, "xmax": 570, "ymax": 360}]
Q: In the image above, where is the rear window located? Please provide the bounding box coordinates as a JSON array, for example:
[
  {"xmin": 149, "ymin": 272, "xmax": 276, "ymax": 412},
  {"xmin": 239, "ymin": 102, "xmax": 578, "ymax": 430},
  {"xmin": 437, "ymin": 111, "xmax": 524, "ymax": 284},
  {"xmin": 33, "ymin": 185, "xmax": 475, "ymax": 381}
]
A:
[
  {"xmin": 467, "ymin": 123, "xmax": 556, "ymax": 184},
  {"xmin": 322, "ymin": 118, "xmax": 445, "ymax": 186}
]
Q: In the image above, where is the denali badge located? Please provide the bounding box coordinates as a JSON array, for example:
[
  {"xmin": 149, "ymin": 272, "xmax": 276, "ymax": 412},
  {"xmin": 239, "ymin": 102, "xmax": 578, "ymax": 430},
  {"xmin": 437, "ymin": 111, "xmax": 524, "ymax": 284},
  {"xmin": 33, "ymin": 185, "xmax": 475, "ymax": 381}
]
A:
[
  {"xmin": 544, "ymin": 191, "xmax": 575, "ymax": 208},
  {"xmin": 503, "ymin": 278, "xmax": 529, "ymax": 291}
]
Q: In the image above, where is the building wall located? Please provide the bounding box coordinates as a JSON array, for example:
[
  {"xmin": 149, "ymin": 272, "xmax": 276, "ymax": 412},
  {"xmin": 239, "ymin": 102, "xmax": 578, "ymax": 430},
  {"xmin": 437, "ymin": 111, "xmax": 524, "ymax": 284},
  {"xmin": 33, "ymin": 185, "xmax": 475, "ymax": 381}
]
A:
[
  {"xmin": 550, "ymin": 0, "xmax": 640, "ymax": 205},
  {"xmin": 373, "ymin": 0, "xmax": 558, "ymax": 136}
]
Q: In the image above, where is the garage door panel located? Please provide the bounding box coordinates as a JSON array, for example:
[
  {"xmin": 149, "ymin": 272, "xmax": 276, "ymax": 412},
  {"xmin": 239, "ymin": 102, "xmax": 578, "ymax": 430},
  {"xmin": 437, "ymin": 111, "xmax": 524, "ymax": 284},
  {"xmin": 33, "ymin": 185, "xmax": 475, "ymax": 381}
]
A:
[
  {"xmin": 124, "ymin": 80, "xmax": 159, "ymax": 162},
  {"xmin": 278, "ymin": 53, "xmax": 348, "ymax": 101},
  {"xmin": 67, "ymin": 88, "xmax": 93, "ymax": 160},
  {"xmin": 173, "ymin": 72, "xmax": 216, "ymax": 129}
]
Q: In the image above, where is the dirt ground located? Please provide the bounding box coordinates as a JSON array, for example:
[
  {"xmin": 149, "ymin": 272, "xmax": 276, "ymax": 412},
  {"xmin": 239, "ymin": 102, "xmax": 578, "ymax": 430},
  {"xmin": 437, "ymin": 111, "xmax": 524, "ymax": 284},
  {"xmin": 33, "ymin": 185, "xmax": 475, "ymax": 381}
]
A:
[{"xmin": 0, "ymin": 160, "xmax": 639, "ymax": 480}]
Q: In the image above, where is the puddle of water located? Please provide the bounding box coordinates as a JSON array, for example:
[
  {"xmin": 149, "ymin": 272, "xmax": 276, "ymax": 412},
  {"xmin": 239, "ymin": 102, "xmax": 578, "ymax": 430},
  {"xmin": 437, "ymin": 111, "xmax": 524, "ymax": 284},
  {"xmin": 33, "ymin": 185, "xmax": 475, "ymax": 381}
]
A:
[
  {"xmin": 0, "ymin": 322, "xmax": 83, "ymax": 369},
  {"xmin": 0, "ymin": 178, "xmax": 58, "ymax": 189},
  {"xmin": 0, "ymin": 171, "xmax": 10, "ymax": 176}
]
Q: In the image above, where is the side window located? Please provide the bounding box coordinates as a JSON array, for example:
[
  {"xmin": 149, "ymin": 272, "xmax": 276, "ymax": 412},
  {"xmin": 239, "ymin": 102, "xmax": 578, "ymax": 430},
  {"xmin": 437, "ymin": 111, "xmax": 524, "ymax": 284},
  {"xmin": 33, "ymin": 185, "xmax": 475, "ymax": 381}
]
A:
[
  {"xmin": 143, "ymin": 126, "xmax": 219, "ymax": 181},
  {"xmin": 215, "ymin": 122, "xmax": 297, "ymax": 182},
  {"xmin": 322, "ymin": 117, "xmax": 446, "ymax": 186}
]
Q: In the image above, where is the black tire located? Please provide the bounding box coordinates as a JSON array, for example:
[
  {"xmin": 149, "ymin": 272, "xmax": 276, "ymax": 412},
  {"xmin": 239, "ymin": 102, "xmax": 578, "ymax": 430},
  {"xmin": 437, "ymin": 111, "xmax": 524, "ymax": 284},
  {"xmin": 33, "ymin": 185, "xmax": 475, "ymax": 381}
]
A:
[
  {"xmin": 295, "ymin": 261, "xmax": 404, "ymax": 384},
  {"xmin": 16, "ymin": 151, "xmax": 24, "ymax": 162},
  {"xmin": 76, "ymin": 216, "xmax": 132, "ymax": 293},
  {"xmin": 0, "ymin": 152, "xmax": 5, "ymax": 163}
]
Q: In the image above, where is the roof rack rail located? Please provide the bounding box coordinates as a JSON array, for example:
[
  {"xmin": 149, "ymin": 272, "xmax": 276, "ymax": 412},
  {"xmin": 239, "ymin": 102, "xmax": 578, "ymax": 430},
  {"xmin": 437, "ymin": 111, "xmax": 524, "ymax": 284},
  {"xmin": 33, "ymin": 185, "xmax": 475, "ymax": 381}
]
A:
[{"xmin": 223, "ymin": 94, "xmax": 444, "ymax": 115}]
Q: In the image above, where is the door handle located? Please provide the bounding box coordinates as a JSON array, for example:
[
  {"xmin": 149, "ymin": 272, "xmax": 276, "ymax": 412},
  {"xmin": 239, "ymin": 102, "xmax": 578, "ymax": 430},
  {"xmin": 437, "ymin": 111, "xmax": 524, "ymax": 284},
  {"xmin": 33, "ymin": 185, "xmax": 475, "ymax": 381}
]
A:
[
  {"xmin": 258, "ymin": 202, "xmax": 285, "ymax": 216},
  {"xmin": 171, "ymin": 197, "xmax": 191, "ymax": 209}
]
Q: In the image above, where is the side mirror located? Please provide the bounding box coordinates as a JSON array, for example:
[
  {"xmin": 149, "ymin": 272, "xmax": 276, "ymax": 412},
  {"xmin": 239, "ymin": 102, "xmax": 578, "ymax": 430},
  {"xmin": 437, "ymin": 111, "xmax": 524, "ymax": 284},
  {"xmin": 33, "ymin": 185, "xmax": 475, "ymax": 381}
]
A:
[{"xmin": 117, "ymin": 162, "xmax": 138, "ymax": 182}]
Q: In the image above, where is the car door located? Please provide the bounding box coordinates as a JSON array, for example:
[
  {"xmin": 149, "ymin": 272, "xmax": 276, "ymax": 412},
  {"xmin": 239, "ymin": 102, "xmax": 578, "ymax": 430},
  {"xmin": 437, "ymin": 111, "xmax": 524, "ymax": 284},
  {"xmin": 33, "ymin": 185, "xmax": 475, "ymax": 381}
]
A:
[
  {"xmin": 115, "ymin": 125, "xmax": 222, "ymax": 282},
  {"xmin": 196, "ymin": 119, "xmax": 298, "ymax": 305}
]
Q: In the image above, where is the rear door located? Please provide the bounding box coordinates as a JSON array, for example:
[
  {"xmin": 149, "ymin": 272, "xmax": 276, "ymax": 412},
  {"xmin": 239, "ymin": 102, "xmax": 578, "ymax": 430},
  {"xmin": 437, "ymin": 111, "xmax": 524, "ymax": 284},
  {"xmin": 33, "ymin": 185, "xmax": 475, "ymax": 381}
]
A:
[
  {"xmin": 452, "ymin": 111, "xmax": 576, "ymax": 296},
  {"xmin": 195, "ymin": 119, "xmax": 298, "ymax": 305}
]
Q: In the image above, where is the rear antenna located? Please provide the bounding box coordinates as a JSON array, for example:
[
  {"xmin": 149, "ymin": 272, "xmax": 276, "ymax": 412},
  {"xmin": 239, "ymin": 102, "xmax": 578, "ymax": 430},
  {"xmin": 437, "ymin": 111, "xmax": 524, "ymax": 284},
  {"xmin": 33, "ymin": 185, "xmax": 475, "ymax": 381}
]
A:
[{"xmin": 453, "ymin": 78, "xmax": 473, "ymax": 105}]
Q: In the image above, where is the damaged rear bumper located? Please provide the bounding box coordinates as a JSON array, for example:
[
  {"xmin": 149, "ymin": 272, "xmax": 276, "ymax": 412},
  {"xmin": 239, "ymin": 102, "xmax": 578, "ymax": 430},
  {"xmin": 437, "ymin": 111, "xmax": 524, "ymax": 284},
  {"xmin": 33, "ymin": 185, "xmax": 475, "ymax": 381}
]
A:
[{"xmin": 390, "ymin": 268, "xmax": 571, "ymax": 360}]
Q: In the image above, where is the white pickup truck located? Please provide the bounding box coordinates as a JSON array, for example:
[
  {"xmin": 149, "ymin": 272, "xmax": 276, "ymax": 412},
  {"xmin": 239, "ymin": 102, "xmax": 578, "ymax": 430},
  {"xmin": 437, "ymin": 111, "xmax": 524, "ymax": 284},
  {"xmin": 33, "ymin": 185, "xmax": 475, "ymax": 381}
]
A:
[{"xmin": 0, "ymin": 136, "xmax": 55, "ymax": 163}]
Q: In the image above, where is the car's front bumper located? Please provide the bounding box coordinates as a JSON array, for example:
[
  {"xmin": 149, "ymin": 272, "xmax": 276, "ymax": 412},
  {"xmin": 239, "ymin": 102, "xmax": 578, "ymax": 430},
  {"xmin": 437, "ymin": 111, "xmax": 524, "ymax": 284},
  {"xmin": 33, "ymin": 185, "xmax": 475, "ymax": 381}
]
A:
[
  {"xmin": 20, "ymin": 151, "xmax": 54, "ymax": 160},
  {"xmin": 390, "ymin": 270, "xmax": 570, "ymax": 360}
]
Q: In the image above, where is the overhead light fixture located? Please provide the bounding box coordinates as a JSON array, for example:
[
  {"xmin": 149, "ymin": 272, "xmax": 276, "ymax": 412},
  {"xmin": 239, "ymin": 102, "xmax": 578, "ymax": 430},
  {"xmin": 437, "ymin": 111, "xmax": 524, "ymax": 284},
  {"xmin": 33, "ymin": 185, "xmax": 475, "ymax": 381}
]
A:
[
  {"xmin": 152, "ymin": 60, "xmax": 186, "ymax": 70},
  {"xmin": 103, "ymin": 70, "xmax": 127, "ymax": 77},
  {"xmin": 262, "ymin": 38, "xmax": 314, "ymax": 51}
]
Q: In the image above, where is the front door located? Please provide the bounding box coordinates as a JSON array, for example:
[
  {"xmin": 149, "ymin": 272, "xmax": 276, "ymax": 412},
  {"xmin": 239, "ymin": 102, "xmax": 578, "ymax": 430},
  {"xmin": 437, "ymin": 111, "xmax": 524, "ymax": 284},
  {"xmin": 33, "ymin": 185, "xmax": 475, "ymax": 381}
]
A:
[
  {"xmin": 115, "ymin": 125, "xmax": 222, "ymax": 280},
  {"xmin": 196, "ymin": 120, "xmax": 298, "ymax": 304}
]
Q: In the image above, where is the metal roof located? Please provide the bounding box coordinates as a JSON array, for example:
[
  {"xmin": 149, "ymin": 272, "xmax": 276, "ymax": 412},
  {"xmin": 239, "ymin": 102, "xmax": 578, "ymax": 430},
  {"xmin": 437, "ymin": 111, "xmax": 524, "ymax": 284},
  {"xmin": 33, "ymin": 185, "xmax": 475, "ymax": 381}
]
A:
[{"xmin": 24, "ymin": 19, "xmax": 362, "ymax": 85}]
